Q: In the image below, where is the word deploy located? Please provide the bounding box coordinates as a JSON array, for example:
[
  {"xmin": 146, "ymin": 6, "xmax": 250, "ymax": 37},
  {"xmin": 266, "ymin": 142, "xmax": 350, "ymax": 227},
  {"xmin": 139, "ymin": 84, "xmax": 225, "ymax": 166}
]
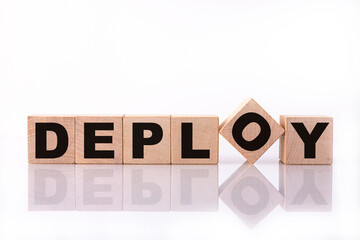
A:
[{"xmin": 28, "ymin": 98, "xmax": 333, "ymax": 165}]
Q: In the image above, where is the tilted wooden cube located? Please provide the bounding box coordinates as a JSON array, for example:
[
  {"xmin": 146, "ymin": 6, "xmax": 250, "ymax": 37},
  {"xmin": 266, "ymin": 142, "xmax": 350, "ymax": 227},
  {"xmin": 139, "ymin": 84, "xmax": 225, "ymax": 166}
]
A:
[
  {"xmin": 279, "ymin": 115, "xmax": 333, "ymax": 165},
  {"xmin": 171, "ymin": 115, "xmax": 219, "ymax": 165},
  {"xmin": 123, "ymin": 115, "xmax": 171, "ymax": 164},
  {"xmin": 219, "ymin": 98, "xmax": 284, "ymax": 164},
  {"xmin": 76, "ymin": 115, "xmax": 123, "ymax": 164},
  {"xmin": 28, "ymin": 116, "xmax": 75, "ymax": 164}
]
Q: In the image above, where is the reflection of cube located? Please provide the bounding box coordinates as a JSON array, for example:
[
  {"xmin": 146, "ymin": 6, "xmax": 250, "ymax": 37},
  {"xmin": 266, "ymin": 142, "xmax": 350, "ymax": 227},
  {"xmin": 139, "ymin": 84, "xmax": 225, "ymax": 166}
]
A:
[
  {"xmin": 123, "ymin": 165, "xmax": 170, "ymax": 211},
  {"xmin": 171, "ymin": 165, "xmax": 218, "ymax": 211},
  {"xmin": 76, "ymin": 165, "xmax": 122, "ymax": 211},
  {"xmin": 123, "ymin": 115, "xmax": 170, "ymax": 164},
  {"xmin": 280, "ymin": 115, "xmax": 333, "ymax": 165},
  {"xmin": 219, "ymin": 98, "xmax": 284, "ymax": 164},
  {"xmin": 28, "ymin": 116, "xmax": 75, "ymax": 164},
  {"xmin": 76, "ymin": 115, "xmax": 123, "ymax": 164},
  {"xmin": 28, "ymin": 164, "xmax": 75, "ymax": 211},
  {"xmin": 219, "ymin": 163, "xmax": 283, "ymax": 228},
  {"xmin": 279, "ymin": 163, "xmax": 332, "ymax": 211},
  {"xmin": 171, "ymin": 115, "xmax": 219, "ymax": 164}
]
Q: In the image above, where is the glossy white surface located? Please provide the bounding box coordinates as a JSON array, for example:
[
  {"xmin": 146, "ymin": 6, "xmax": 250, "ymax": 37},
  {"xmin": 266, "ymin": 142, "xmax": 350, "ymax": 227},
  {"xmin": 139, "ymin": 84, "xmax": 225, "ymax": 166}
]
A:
[
  {"xmin": 0, "ymin": 136, "xmax": 359, "ymax": 239},
  {"xmin": 1, "ymin": 0, "xmax": 359, "ymax": 239}
]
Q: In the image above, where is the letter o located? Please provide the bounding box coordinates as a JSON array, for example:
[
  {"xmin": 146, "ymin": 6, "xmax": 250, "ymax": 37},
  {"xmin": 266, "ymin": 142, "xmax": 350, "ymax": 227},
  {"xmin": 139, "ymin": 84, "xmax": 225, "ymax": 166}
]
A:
[{"xmin": 232, "ymin": 112, "xmax": 271, "ymax": 151}]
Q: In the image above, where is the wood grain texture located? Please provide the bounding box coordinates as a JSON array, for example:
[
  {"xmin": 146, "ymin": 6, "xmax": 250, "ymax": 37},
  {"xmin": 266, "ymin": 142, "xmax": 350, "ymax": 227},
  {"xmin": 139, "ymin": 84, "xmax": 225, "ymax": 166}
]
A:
[
  {"xmin": 171, "ymin": 115, "xmax": 219, "ymax": 164},
  {"xmin": 219, "ymin": 98, "xmax": 284, "ymax": 164},
  {"xmin": 75, "ymin": 115, "xmax": 123, "ymax": 164},
  {"xmin": 123, "ymin": 115, "xmax": 170, "ymax": 164},
  {"xmin": 28, "ymin": 115, "xmax": 75, "ymax": 164},
  {"xmin": 279, "ymin": 115, "xmax": 333, "ymax": 165}
]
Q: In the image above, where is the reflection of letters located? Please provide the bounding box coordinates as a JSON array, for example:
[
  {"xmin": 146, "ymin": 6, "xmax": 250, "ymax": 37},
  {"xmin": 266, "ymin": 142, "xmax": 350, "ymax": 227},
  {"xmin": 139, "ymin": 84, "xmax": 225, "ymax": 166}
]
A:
[
  {"xmin": 132, "ymin": 169, "xmax": 162, "ymax": 205},
  {"xmin": 83, "ymin": 169, "xmax": 113, "ymax": 205},
  {"xmin": 171, "ymin": 165, "xmax": 218, "ymax": 211},
  {"xmin": 231, "ymin": 176, "xmax": 269, "ymax": 215},
  {"xmin": 76, "ymin": 165, "xmax": 122, "ymax": 211},
  {"xmin": 279, "ymin": 164, "xmax": 332, "ymax": 211},
  {"xmin": 219, "ymin": 163, "xmax": 283, "ymax": 228},
  {"xmin": 34, "ymin": 169, "xmax": 67, "ymax": 205},
  {"xmin": 123, "ymin": 165, "xmax": 170, "ymax": 211},
  {"xmin": 28, "ymin": 164, "xmax": 75, "ymax": 211},
  {"xmin": 291, "ymin": 170, "xmax": 326, "ymax": 205},
  {"xmin": 180, "ymin": 169, "xmax": 209, "ymax": 205}
]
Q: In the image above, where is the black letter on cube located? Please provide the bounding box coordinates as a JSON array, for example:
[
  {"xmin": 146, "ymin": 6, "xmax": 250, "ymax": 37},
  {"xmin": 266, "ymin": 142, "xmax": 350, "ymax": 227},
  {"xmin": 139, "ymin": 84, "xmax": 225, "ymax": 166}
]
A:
[
  {"xmin": 232, "ymin": 112, "xmax": 271, "ymax": 151},
  {"xmin": 291, "ymin": 122, "xmax": 329, "ymax": 158},
  {"xmin": 181, "ymin": 123, "xmax": 210, "ymax": 158},
  {"xmin": 133, "ymin": 123, "xmax": 163, "ymax": 158},
  {"xmin": 35, "ymin": 123, "xmax": 69, "ymax": 158},
  {"xmin": 84, "ymin": 123, "xmax": 114, "ymax": 158}
]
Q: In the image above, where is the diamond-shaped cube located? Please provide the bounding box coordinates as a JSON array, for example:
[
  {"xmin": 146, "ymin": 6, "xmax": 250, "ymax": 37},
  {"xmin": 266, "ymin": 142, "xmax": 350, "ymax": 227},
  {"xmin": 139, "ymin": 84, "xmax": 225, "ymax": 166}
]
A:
[{"xmin": 219, "ymin": 98, "xmax": 284, "ymax": 164}]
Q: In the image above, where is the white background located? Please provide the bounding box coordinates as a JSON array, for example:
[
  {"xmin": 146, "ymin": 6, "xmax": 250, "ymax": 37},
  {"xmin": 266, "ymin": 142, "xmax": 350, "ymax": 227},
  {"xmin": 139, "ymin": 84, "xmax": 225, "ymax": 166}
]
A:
[{"xmin": 0, "ymin": 0, "xmax": 359, "ymax": 239}]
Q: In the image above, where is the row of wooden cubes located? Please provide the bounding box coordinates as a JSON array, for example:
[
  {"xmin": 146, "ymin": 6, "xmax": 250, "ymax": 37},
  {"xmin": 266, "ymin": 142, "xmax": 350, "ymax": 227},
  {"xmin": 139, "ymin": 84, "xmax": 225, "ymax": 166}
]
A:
[
  {"xmin": 28, "ymin": 115, "xmax": 219, "ymax": 164},
  {"xmin": 28, "ymin": 114, "xmax": 333, "ymax": 165},
  {"xmin": 28, "ymin": 99, "xmax": 333, "ymax": 165}
]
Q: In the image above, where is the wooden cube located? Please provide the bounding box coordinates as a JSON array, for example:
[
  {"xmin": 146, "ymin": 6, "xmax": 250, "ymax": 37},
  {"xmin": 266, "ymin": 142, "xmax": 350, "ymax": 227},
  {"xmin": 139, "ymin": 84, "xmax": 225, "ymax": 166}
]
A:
[
  {"xmin": 76, "ymin": 115, "xmax": 123, "ymax": 164},
  {"xmin": 279, "ymin": 115, "xmax": 333, "ymax": 165},
  {"xmin": 279, "ymin": 163, "xmax": 332, "ymax": 211},
  {"xmin": 171, "ymin": 115, "xmax": 219, "ymax": 165},
  {"xmin": 219, "ymin": 98, "xmax": 284, "ymax": 164},
  {"xmin": 123, "ymin": 115, "xmax": 170, "ymax": 164},
  {"xmin": 28, "ymin": 116, "xmax": 75, "ymax": 164},
  {"xmin": 219, "ymin": 162, "xmax": 283, "ymax": 228}
]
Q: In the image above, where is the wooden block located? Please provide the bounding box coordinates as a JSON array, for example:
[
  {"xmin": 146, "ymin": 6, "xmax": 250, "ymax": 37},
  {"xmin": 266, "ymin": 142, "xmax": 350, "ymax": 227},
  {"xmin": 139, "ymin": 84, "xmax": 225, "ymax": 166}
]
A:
[
  {"xmin": 219, "ymin": 162, "xmax": 283, "ymax": 228},
  {"xmin": 279, "ymin": 163, "xmax": 332, "ymax": 211},
  {"xmin": 76, "ymin": 115, "xmax": 123, "ymax": 164},
  {"xmin": 123, "ymin": 115, "xmax": 170, "ymax": 164},
  {"xmin": 279, "ymin": 115, "xmax": 333, "ymax": 165},
  {"xmin": 28, "ymin": 116, "xmax": 75, "ymax": 164},
  {"xmin": 76, "ymin": 164, "xmax": 123, "ymax": 211},
  {"xmin": 171, "ymin": 165, "xmax": 218, "ymax": 211},
  {"xmin": 219, "ymin": 98, "xmax": 284, "ymax": 164},
  {"xmin": 171, "ymin": 115, "xmax": 219, "ymax": 165},
  {"xmin": 123, "ymin": 165, "xmax": 170, "ymax": 211},
  {"xmin": 28, "ymin": 164, "xmax": 75, "ymax": 211}
]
